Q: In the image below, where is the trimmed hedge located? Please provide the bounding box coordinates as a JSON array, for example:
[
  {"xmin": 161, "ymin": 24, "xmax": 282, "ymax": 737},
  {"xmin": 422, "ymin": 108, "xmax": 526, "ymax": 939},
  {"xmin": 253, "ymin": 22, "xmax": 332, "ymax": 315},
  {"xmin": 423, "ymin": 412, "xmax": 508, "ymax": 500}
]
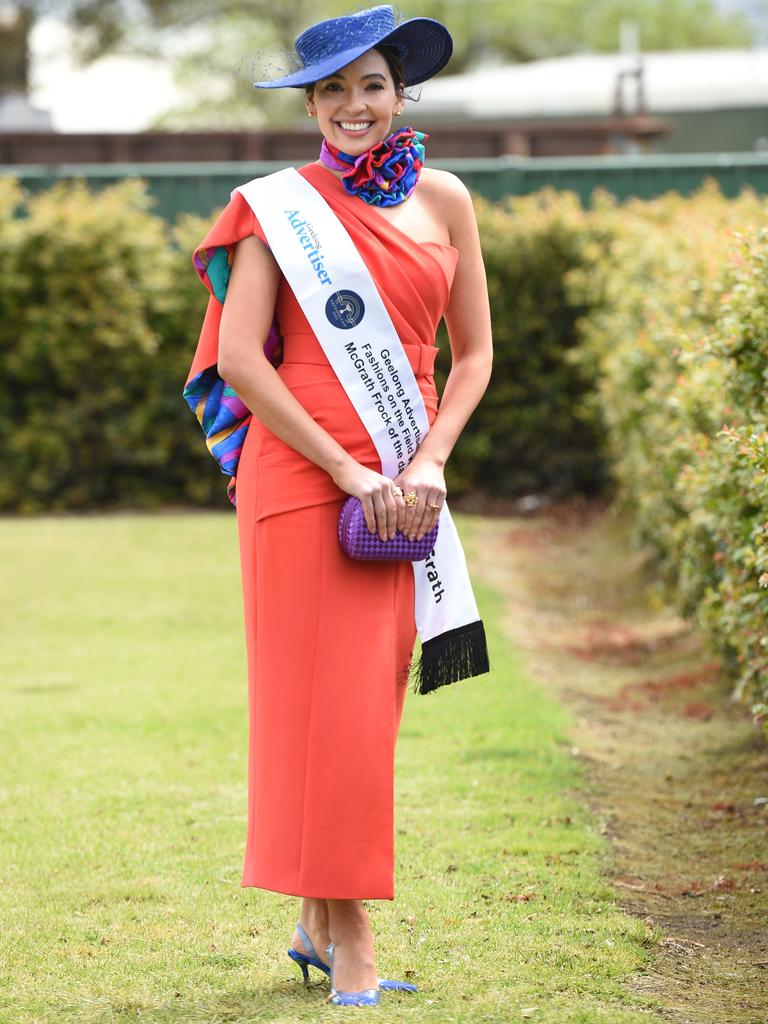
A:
[
  {"xmin": 664, "ymin": 223, "xmax": 768, "ymax": 722},
  {"xmin": 571, "ymin": 182, "xmax": 768, "ymax": 722},
  {"xmin": 3, "ymin": 174, "xmax": 768, "ymax": 723},
  {"xmin": 436, "ymin": 189, "xmax": 610, "ymax": 498},
  {"xmin": 570, "ymin": 183, "xmax": 765, "ymax": 594},
  {"xmin": 0, "ymin": 177, "xmax": 608, "ymax": 512},
  {"xmin": 0, "ymin": 180, "xmax": 215, "ymax": 511}
]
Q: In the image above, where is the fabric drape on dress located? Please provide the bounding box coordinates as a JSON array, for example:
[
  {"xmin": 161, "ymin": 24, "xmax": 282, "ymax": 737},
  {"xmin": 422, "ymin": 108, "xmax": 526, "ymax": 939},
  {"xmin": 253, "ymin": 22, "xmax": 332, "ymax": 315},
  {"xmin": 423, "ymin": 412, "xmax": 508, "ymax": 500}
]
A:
[{"xmin": 185, "ymin": 162, "xmax": 459, "ymax": 899}]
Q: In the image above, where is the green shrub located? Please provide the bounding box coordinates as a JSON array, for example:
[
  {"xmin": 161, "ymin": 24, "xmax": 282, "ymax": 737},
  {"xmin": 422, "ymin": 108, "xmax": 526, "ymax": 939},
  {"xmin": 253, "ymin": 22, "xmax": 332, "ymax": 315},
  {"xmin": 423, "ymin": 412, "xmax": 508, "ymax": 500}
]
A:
[
  {"xmin": 0, "ymin": 177, "xmax": 612, "ymax": 510},
  {"xmin": 572, "ymin": 181, "xmax": 768, "ymax": 721},
  {"xmin": 571, "ymin": 182, "xmax": 765, "ymax": 587},
  {"xmin": 674, "ymin": 225, "xmax": 768, "ymax": 720},
  {"xmin": 0, "ymin": 179, "xmax": 214, "ymax": 511},
  {"xmin": 0, "ymin": 178, "xmax": 24, "ymax": 475},
  {"xmin": 3, "ymin": 172, "xmax": 768, "ymax": 719},
  {"xmin": 437, "ymin": 189, "xmax": 611, "ymax": 499}
]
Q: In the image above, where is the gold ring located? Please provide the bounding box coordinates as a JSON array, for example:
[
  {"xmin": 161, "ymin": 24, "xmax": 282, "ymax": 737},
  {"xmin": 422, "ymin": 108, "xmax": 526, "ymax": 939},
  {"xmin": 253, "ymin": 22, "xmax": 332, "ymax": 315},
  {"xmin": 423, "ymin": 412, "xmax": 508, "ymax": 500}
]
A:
[
  {"xmin": 404, "ymin": 492, "xmax": 418, "ymax": 507},
  {"xmin": 427, "ymin": 503, "xmax": 441, "ymax": 511},
  {"xmin": 391, "ymin": 485, "xmax": 404, "ymax": 498}
]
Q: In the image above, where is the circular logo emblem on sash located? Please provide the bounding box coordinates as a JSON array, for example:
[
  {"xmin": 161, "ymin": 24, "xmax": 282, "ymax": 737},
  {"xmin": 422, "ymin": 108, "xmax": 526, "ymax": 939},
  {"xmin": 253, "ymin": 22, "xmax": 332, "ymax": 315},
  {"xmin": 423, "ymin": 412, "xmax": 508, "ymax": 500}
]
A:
[{"xmin": 325, "ymin": 290, "xmax": 365, "ymax": 330}]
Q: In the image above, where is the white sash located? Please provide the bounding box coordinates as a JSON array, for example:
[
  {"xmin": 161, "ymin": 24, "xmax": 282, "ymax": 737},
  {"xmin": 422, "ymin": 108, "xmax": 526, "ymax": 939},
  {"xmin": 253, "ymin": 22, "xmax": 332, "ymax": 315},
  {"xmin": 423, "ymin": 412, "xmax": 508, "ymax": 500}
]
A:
[{"xmin": 234, "ymin": 167, "xmax": 488, "ymax": 693}]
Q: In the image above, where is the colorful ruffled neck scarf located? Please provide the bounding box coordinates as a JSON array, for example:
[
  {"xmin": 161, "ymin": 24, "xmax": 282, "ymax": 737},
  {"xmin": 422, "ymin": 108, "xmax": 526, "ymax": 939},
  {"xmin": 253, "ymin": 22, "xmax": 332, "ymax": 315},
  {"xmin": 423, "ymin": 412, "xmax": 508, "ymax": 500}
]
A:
[{"xmin": 319, "ymin": 126, "xmax": 427, "ymax": 207}]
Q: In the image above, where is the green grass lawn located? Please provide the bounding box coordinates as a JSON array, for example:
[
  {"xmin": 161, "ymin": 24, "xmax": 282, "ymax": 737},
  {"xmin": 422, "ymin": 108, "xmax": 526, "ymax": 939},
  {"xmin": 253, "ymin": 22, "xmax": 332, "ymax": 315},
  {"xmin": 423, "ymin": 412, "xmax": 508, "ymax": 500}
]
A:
[{"xmin": 0, "ymin": 513, "xmax": 664, "ymax": 1024}]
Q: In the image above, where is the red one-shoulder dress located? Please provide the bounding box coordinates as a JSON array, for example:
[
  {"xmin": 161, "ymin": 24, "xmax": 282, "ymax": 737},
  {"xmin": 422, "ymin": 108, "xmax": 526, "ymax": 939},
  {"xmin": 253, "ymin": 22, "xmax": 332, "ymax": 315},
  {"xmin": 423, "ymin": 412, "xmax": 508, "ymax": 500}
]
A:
[{"xmin": 186, "ymin": 162, "xmax": 458, "ymax": 899}]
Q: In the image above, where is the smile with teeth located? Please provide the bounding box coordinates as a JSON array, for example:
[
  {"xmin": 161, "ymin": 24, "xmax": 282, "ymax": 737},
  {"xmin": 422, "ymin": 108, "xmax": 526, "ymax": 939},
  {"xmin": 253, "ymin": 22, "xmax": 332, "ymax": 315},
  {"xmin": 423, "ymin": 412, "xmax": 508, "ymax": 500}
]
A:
[{"xmin": 337, "ymin": 121, "xmax": 373, "ymax": 132}]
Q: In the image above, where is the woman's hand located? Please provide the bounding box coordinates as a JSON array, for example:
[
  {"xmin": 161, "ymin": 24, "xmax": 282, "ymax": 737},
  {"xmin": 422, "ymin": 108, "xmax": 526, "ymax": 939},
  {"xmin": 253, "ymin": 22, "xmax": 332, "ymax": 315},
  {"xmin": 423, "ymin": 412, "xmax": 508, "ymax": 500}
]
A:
[
  {"xmin": 393, "ymin": 455, "xmax": 447, "ymax": 542},
  {"xmin": 331, "ymin": 459, "xmax": 406, "ymax": 541}
]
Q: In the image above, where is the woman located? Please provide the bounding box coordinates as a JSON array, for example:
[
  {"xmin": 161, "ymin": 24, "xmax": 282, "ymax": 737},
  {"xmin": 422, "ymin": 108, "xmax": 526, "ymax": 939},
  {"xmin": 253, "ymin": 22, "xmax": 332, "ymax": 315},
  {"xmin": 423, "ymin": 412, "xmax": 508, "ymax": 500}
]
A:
[{"xmin": 183, "ymin": 3, "xmax": 493, "ymax": 1007}]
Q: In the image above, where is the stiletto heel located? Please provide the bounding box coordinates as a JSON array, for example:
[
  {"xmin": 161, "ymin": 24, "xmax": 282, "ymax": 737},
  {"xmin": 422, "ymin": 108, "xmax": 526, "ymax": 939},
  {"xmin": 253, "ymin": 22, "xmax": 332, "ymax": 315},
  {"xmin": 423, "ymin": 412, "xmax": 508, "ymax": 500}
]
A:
[
  {"xmin": 325, "ymin": 943, "xmax": 419, "ymax": 1006},
  {"xmin": 287, "ymin": 921, "xmax": 331, "ymax": 984}
]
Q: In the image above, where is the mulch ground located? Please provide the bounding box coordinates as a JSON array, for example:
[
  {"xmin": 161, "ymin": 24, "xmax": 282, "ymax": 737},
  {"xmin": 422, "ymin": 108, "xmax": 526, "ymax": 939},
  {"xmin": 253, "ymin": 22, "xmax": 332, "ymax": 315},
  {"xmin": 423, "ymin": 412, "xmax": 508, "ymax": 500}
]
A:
[{"xmin": 467, "ymin": 496, "xmax": 768, "ymax": 1024}]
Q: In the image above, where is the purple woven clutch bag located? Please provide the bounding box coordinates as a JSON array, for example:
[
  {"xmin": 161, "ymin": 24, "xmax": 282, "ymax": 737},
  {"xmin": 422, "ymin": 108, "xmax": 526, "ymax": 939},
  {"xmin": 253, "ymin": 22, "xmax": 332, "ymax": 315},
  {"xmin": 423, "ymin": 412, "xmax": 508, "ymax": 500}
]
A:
[{"xmin": 338, "ymin": 496, "xmax": 439, "ymax": 561}]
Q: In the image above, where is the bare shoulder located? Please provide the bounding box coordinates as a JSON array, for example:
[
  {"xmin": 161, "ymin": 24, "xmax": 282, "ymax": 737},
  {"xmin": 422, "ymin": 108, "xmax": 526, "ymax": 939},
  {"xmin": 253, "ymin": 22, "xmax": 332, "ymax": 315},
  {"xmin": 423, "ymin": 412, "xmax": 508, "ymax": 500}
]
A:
[
  {"xmin": 419, "ymin": 166, "xmax": 473, "ymax": 208},
  {"xmin": 418, "ymin": 167, "xmax": 477, "ymax": 244}
]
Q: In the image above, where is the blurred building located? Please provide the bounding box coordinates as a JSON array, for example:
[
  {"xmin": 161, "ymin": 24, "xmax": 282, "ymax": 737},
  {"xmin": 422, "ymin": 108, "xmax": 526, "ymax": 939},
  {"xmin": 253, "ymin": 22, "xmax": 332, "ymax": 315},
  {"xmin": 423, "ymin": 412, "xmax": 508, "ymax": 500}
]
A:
[
  {"xmin": 0, "ymin": 91, "xmax": 51, "ymax": 131},
  {"xmin": 415, "ymin": 47, "xmax": 768, "ymax": 154}
]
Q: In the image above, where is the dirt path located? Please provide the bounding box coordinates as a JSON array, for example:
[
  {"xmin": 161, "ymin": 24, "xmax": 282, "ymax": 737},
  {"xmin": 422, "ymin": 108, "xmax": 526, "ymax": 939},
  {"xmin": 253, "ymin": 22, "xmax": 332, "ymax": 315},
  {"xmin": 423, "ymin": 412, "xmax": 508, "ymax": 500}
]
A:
[{"xmin": 465, "ymin": 499, "xmax": 768, "ymax": 1024}]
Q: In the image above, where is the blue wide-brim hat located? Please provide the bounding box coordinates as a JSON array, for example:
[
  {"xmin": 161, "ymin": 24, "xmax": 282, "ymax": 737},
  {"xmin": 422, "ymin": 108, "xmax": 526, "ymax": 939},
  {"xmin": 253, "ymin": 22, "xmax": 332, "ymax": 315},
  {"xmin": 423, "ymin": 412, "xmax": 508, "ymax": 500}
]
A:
[{"xmin": 252, "ymin": 4, "xmax": 453, "ymax": 89}]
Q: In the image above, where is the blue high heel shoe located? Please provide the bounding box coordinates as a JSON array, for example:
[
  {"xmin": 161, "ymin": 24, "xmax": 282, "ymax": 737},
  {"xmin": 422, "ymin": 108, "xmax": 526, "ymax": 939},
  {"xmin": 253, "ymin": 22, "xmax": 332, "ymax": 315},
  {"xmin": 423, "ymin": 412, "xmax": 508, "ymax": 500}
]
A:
[
  {"xmin": 325, "ymin": 942, "xmax": 419, "ymax": 1007},
  {"xmin": 287, "ymin": 921, "xmax": 331, "ymax": 984}
]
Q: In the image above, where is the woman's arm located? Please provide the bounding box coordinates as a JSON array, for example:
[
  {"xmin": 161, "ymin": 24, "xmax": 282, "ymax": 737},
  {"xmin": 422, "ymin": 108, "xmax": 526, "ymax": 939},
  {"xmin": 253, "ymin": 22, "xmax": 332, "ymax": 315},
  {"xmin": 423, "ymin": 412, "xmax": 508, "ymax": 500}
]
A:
[
  {"xmin": 218, "ymin": 234, "xmax": 402, "ymax": 540},
  {"xmin": 394, "ymin": 171, "xmax": 494, "ymax": 540}
]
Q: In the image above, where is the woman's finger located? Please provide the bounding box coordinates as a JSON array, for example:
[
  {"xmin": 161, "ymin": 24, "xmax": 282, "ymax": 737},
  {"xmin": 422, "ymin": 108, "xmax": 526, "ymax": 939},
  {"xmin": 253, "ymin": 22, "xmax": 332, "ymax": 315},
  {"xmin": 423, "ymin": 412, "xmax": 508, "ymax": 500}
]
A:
[
  {"xmin": 381, "ymin": 485, "xmax": 398, "ymax": 540},
  {"xmin": 393, "ymin": 492, "xmax": 406, "ymax": 532},
  {"xmin": 390, "ymin": 485, "xmax": 406, "ymax": 532},
  {"xmin": 417, "ymin": 493, "xmax": 438, "ymax": 538},
  {"xmin": 407, "ymin": 492, "xmax": 428, "ymax": 541},
  {"xmin": 371, "ymin": 490, "xmax": 389, "ymax": 541},
  {"xmin": 402, "ymin": 488, "xmax": 420, "ymax": 536},
  {"xmin": 361, "ymin": 494, "xmax": 376, "ymax": 534}
]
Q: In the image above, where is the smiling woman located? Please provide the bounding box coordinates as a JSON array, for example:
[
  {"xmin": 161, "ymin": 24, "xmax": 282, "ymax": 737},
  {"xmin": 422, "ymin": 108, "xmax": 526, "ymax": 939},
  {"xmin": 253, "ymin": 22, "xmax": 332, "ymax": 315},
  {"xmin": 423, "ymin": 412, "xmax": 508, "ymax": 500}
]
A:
[{"xmin": 182, "ymin": 3, "xmax": 493, "ymax": 1010}]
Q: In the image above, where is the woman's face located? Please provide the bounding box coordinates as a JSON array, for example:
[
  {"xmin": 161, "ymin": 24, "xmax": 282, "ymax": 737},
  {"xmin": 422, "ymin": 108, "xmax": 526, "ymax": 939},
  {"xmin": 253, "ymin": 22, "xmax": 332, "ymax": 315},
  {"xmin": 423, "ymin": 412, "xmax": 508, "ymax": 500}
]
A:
[{"xmin": 307, "ymin": 48, "xmax": 403, "ymax": 154}]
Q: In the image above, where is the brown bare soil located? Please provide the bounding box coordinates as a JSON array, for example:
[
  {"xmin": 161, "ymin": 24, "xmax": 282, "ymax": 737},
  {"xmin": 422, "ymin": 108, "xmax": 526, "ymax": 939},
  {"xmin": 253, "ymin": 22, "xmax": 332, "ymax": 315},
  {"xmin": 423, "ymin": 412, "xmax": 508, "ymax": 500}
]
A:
[{"xmin": 465, "ymin": 498, "xmax": 768, "ymax": 1024}]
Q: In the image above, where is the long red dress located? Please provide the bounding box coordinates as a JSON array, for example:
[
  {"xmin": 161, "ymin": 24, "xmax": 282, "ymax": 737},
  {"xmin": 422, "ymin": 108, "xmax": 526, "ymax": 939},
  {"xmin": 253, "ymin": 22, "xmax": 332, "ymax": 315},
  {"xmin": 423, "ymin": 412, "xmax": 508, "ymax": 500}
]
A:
[{"xmin": 186, "ymin": 162, "xmax": 458, "ymax": 900}]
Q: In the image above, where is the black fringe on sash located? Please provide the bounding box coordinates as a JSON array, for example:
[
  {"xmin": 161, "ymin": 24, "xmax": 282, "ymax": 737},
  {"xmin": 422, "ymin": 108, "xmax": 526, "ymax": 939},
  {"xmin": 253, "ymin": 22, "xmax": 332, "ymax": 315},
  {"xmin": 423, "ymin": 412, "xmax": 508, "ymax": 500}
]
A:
[{"xmin": 409, "ymin": 619, "xmax": 490, "ymax": 696}]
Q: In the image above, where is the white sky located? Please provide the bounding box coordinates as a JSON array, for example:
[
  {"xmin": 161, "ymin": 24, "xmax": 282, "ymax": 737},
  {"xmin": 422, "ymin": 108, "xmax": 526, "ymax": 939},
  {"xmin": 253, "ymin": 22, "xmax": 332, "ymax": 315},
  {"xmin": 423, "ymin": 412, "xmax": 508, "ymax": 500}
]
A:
[{"xmin": 28, "ymin": 17, "xmax": 182, "ymax": 132}]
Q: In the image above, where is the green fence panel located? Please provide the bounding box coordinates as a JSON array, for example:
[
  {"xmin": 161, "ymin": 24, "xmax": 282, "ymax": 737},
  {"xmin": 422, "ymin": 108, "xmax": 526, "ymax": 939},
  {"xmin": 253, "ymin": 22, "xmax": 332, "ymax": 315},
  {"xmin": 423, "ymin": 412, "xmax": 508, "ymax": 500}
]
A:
[
  {"xmin": 510, "ymin": 152, "xmax": 768, "ymax": 204},
  {"xmin": 3, "ymin": 153, "xmax": 768, "ymax": 218}
]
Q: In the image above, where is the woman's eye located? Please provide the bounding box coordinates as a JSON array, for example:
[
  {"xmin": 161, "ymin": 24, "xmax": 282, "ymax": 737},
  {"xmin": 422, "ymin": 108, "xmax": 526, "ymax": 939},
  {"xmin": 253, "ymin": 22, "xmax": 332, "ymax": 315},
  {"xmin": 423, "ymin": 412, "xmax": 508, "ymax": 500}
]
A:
[{"xmin": 321, "ymin": 81, "xmax": 384, "ymax": 92}]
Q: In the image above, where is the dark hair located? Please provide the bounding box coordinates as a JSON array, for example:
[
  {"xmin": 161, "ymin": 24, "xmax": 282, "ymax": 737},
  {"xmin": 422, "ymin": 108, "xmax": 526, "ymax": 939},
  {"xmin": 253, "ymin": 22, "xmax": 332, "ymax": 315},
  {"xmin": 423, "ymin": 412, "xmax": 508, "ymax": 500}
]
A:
[
  {"xmin": 375, "ymin": 44, "xmax": 406, "ymax": 97},
  {"xmin": 304, "ymin": 43, "xmax": 406, "ymax": 96}
]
